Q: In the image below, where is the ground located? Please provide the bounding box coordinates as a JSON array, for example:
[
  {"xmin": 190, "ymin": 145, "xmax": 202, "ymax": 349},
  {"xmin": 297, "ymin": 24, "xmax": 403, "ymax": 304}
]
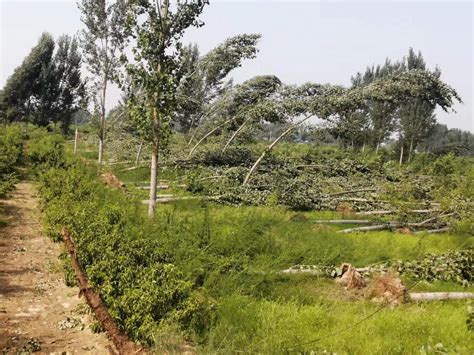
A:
[{"xmin": 0, "ymin": 182, "xmax": 111, "ymax": 354}]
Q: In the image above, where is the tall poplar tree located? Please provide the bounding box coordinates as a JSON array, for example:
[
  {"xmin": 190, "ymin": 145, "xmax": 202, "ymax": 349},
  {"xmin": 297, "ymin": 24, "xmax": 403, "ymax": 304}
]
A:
[
  {"xmin": 398, "ymin": 48, "xmax": 438, "ymax": 162},
  {"xmin": 78, "ymin": 0, "xmax": 127, "ymax": 165},
  {"xmin": 124, "ymin": 0, "xmax": 208, "ymax": 216}
]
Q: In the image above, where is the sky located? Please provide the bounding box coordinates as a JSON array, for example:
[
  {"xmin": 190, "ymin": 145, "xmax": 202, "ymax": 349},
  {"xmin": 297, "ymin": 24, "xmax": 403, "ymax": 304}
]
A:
[{"xmin": 0, "ymin": 0, "xmax": 472, "ymax": 131}]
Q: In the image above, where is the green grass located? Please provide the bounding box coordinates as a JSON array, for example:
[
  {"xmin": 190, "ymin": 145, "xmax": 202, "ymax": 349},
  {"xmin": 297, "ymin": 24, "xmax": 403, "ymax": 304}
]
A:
[
  {"xmin": 79, "ymin": 147, "xmax": 473, "ymax": 352},
  {"xmin": 201, "ymin": 295, "xmax": 473, "ymax": 354}
]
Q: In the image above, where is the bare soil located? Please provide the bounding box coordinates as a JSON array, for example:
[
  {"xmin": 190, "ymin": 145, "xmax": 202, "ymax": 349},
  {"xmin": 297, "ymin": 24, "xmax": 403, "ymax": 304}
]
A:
[{"xmin": 0, "ymin": 182, "xmax": 111, "ymax": 354}]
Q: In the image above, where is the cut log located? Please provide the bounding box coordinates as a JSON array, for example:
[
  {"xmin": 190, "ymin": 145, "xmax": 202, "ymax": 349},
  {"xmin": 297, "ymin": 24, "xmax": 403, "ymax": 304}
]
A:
[
  {"xmin": 356, "ymin": 209, "xmax": 439, "ymax": 216},
  {"xmin": 409, "ymin": 292, "xmax": 474, "ymax": 301},
  {"xmin": 137, "ymin": 184, "xmax": 170, "ymax": 190},
  {"xmin": 330, "ymin": 188, "xmax": 379, "ymax": 196},
  {"xmin": 414, "ymin": 212, "xmax": 455, "ymax": 226},
  {"xmin": 415, "ymin": 227, "xmax": 450, "ymax": 234},
  {"xmin": 313, "ymin": 220, "xmax": 372, "ymax": 225},
  {"xmin": 141, "ymin": 195, "xmax": 220, "ymax": 204},
  {"xmin": 62, "ymin": 229, "xmax": 145, "ymax": 354},
  {"xmin": 337, "ymin": 224, "xmax": 395, "ymax": 233}
]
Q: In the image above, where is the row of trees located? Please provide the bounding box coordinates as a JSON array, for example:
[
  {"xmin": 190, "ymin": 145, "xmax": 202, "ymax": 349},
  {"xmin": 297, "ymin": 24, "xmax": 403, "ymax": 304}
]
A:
[
  {"xmin": 1, "ymin": 1, "xmax": 463, "ymax": 216},
  {"xmin": 0, "ymin": 33, "xmax": 85, "ymax": 133},
  {"xmin": 330, "ymin": 48, "xmax": 444, "ymax": 162}
]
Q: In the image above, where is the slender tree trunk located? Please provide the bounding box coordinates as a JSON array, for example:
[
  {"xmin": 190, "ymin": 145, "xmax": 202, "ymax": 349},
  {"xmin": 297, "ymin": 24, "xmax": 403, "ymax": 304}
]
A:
[
  {"xmin": 187, "ymin": 107, "xmax": 220, "ymax": 146},
  {"xmin": 375, "ymin": 141, "xmax": 380, "ymax": 154},
  {"xmin": 243, "ymin": 114, "xmax": 313, "ymax": 185},
  {"xmin": 399, "ymin": 143, "xmax": 404, "ymax": 166},
  {"xmin": 98, "ymin": 138, "xmax": 104, "ymax": 165},
  {"xmin": 408, "ymin": 138, "xmax": 414, "ymax": 163},
  {"xmin": 148, "ymin": 107, "xmax": 160, "ymax": 217},
  {"xmin": 222, "ymin": 119, "xmax": 249, "ymax": 152},
  {"xmin": 98, "ymin": 70, "xmax": 108, "ymax": 166},
  {"xmin": 148, "ymin": 143, "xmax": 158, "ymax": 217},
  {"xmin": 135, "ymin": 141, "xmax": 143, "ymax": 167},
  {"xmin": 74, "ymin": 128, "xmax": 78, "ymax": 154},
  {"xmin": 188, "ymin": 118, "xmax": 233, "ymax": 158}
]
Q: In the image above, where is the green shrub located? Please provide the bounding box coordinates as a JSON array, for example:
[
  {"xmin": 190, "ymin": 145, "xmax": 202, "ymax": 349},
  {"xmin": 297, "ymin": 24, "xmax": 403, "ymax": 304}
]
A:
[
  {"xmin": 0, "ymin": 125, "xmax": 23, "ymax": 197},
  {"xmin": 37, "ymin": 154, "xmax": 211, "ymax": 345},
  {"xmin": 28, "ymin": 133, "xmax": 66, "ymax": 173}
]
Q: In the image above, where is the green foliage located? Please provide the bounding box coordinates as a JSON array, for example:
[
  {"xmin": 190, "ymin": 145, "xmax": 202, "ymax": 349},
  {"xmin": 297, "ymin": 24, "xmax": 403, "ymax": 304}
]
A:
[
  {"xmin": 468, "ymin": 301, "xmax": 474, "ymax": 332},
  {"xmin": 1, "ymin": 32, "xmax": 86, "ymax": 131},
  {"xmin": 430, "ymin": 152, "xmax": 457, "ymax": 175},
  {"xmin": 395, "ymin": 249, "xmax": 473, "ymax": 286},
  {"xmin": 35, "ymin": 143, "xmax": 211, "ymax": 345},
  {"xmin": 1, "ymin": 33, "xmax": 55, "ymax": 124},
  {"xmin": 0, "ymin": 125, "xmax": 23, "ymax": 197},
  {"xmin": 27, "ymin": 133, "xmax": 66, "ymax": 173},
  {"xmin": 278, "ymin": 177, "xmax": 323, "ymax": 211},
  {"xmin": 197, "ymin": 147, "xmax": 254, "ymax": 167}
]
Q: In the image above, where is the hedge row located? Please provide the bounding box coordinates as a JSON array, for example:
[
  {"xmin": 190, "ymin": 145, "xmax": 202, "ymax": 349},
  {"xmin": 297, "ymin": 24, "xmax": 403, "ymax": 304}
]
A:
[
  {"xmin": 0, "ymin": 125, "xmax": 23, "ymax": 198},
  {"xmin": 32, "ymin": 134, "xmax": 211, "ymax": 346}
]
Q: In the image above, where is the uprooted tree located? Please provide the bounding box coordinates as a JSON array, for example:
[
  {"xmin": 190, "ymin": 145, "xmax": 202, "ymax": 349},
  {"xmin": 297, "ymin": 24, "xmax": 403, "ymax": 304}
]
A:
[
  {"xmin": 242, "ymin": 69, "xmax": 461, "ymax": 185},
  {"xmin": 177, "ymin": 33, "xmax": 261, "ymax": 141}
]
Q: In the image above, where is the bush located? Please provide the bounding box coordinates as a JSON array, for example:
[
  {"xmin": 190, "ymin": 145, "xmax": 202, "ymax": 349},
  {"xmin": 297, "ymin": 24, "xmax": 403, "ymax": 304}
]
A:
[
  {"xmin": 0, "ymin": 125, "xmax": 23, "ymax": 197},
  {"xmin": 28, "ymin": 133, "xmax": 66, "ymax": 173},
  {"xmin": 36, "ymin": 149, "xmax": 211, "ymax": 345}
]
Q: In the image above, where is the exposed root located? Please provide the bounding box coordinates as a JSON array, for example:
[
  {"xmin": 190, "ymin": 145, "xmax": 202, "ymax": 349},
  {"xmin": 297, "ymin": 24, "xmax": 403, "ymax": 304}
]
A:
[
  {"xmin": 101, "ymin": 172, "xmax": 126, "ymax": 189},
  {"xmin": 335, "ymin": 263, "xmax": 366, "ymax": 290},
  {"xmin": 367, "ymin": 272, "xmax": 407, "ymax": 306}
]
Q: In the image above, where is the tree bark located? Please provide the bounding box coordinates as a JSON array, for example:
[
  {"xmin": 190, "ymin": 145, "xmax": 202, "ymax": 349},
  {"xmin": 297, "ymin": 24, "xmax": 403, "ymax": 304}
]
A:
[
  {"xmin": 73, "ymin": 128, "xmax": 78, "ymax": 154},
  {"xmin": 408, "ymin": 138, "xmax": 414, "ymax": 163},
  {"xmin": 135, "ymin": 141, "xmax": 143, "ymax": 167},
  {"xmin": 222, "ymin": 118, "xmax": 250, "ymax": 152},
  {"xmin": 148, "ymin": 107, "xmax": 160, "ymax": 217},
  {"xmin": 409, "ymin": 292, "xmax": 474, "ymax": 301},
  {"xmin": 243, "ymin": 114, "xmax": 313, "ymax": 185},
  {"xmin": 98, "ymin": 137, "xmax": 104, "ymax": 165},
  {"xmin": 399, "ymin": 143, "xmax": 404, "ymax": 166},
  {"xmin": 188, "ymin": 118, "xmax": 233, "ymax": 157}
]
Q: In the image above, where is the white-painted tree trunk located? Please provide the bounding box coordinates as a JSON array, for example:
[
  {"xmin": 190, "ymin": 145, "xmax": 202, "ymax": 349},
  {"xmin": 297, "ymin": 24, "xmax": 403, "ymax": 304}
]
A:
[
  {"xmin": 135, "ymin": 141, "xmax": 143, "ymax": 167},
  {"xmin": 148, "ymin": 145, "xmax": 158, "ymax": 217},
  {"xmin": 399, "ymin": 144, "xmax": 404, "ymax": 165},
  {"xmin": 98, "ymin": 138, "xmax": 104, "ymax": 166},
  {"xmin": 73, "ymin": 128, "xmax": 78, "ymax": 154}
]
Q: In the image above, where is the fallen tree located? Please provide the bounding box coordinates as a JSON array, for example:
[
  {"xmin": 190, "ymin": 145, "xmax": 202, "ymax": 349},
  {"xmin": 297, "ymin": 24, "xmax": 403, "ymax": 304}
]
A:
[
  {"xmin": 62, "ymin": 228, "xmax": 145, "ymax": 355},
  {"xmin": 409, "ymin": 292, "xmax": 474, "ymax": 301}
]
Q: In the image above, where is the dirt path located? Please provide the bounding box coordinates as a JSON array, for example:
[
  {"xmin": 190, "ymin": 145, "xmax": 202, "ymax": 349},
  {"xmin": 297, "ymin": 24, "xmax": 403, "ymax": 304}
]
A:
[{"xmin": 0, "ymin": 182, "xmax": 111, "ymax": 354}]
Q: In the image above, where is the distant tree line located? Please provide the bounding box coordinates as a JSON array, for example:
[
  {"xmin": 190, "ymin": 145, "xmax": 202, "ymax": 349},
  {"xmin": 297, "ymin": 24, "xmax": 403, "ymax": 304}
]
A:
[{"xmin": 0, "ymin": 33, "xmax": 86, "ymax": 134}]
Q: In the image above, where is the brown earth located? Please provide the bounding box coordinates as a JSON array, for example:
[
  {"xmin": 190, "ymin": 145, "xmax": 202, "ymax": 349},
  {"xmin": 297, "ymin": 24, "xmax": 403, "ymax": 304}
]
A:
[{"xmin": 0, "ymin": 182, "xmax": 111, "ymax": 354}]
